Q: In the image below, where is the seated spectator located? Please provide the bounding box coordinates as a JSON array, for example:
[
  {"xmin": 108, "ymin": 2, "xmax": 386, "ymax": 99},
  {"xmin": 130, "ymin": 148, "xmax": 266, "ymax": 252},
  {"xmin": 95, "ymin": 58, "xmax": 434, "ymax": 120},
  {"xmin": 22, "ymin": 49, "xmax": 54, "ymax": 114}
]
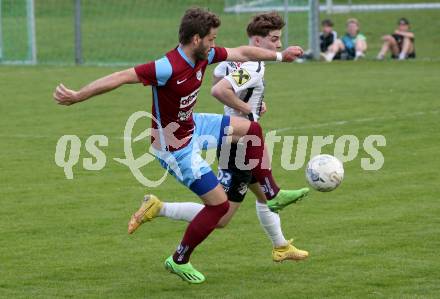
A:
[
  {"xmin": 299, "ymin": 19, "xmax": 337, "ymax": 61},
  {"xmin": 320, "ymin": 19, "xmax": 338, "ymax": 53},
  {"xmin": 376, "ymin": 17, "xmax": 415, "ymax": 60},
  {"xmin": 323, "ymin": 18, "xmax": 367, "ymax": 62}
]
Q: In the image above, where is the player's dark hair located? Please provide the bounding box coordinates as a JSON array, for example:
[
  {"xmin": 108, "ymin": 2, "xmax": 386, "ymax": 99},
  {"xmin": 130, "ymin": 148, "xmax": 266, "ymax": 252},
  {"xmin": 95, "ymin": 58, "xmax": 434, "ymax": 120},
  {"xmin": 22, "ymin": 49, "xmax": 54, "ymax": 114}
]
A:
[
  {"xmin": 179, "ymin": 8, "xmax": 221, "ymax": 45},
  {"xmin": 321, "ymin": 19, "xmax": 334, "ymax": 27},
  {"xmin": 246, "ymin": 12, "xmax": 285, "ymax": 38}
]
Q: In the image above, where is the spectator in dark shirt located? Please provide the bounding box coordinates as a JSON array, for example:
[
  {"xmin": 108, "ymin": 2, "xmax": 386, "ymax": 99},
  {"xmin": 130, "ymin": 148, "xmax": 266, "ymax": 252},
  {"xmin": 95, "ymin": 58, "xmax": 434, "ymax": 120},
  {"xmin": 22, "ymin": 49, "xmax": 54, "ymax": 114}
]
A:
[
  {"xmin": 377, "ymin": 17, "xmax": 415, "ymax": 60},
  {"xmin": 300, "ymin": 19, "xmax": 337, "ymax": 61},
  {"xmin": 320, "ymin": 19, "xmax": 337, "ymax": 53}
]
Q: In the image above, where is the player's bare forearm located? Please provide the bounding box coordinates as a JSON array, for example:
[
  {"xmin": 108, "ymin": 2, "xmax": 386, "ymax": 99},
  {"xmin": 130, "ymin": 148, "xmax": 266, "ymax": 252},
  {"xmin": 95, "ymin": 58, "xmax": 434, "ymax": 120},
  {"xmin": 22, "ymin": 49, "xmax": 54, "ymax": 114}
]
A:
[
  {"xmin": 226, "ymin": 46, "xmax": 276, "ymax": 62},
  {"xmin": 53, "ymin": 68, "xmax": 139, "ymax": 106},
  {"xmin": 77, "ymin": 73, "xmax": 125, "ymax": 100},
  {"xmin": 395, "ymin": 30, "xmax": 414, "ymax": 39},
  {"xmin": 211, "ymin": 79, "xmax": 251, "ymax": 115},
  {"xmin": 225, "ymin": 46, "xmax": 304, "ymax": 63},
  {"xmin": 212, "ymin": 75, "xmax": 223, "ymax": 86}
]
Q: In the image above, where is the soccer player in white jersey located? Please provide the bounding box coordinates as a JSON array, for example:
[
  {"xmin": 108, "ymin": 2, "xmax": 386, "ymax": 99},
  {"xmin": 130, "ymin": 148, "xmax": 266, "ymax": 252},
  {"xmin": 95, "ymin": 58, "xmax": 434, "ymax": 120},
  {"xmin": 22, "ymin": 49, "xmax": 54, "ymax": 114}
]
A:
[{"xmin": 129, "ymin": 12, "xmax": 309, "ymax": 263}]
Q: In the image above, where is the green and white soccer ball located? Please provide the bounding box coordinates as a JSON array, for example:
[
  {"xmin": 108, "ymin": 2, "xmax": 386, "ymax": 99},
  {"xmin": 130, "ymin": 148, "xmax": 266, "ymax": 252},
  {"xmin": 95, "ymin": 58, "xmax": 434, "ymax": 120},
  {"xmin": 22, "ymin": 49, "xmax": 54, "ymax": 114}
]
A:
[{"xmin": 306, "ymin": 154, "xmax": 344, "ymax": 192}]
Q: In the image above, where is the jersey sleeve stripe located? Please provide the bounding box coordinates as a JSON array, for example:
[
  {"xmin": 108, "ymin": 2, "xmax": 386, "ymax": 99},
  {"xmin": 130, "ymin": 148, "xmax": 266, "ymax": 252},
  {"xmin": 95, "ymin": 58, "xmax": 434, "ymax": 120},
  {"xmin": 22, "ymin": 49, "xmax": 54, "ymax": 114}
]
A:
[
  {"xmin": 207, "ymin": 48, "xmax": 216, "ymax": 64},
  {"xmin": 155, "ymin": 56, "xmax": 173, "ymax": 86},
  {"xmin": 152, "ymin": 86, "xmax": 167, "ymax": 151},
  {"xmin": 209, "ymin": 47, "xmax": 228, "ymax": 65}
]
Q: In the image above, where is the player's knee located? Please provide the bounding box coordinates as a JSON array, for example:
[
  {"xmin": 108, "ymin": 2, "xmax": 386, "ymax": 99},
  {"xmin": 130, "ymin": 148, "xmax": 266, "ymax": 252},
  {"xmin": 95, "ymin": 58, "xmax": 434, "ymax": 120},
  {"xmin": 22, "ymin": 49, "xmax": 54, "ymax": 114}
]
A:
[
  {"xmin": 248, "ymin": 121, "xmax": 262, "ymax": 137},
  {"xmin": 215, "ymin": 200, "xmax": 230, "ymax": 217}
]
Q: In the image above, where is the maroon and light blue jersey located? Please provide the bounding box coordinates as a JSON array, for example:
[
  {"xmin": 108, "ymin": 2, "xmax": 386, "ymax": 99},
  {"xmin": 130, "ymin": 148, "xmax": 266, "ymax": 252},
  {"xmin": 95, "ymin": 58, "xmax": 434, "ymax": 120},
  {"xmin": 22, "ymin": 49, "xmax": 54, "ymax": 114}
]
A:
[{"xmin": 135, "ymin": 46, "xmax": 227, "ymax": 151}]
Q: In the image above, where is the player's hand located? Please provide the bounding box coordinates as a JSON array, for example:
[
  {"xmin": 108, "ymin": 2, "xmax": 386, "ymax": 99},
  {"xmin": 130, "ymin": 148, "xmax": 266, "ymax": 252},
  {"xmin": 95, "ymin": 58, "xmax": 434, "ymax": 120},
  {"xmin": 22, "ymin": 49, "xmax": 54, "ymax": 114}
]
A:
[
  {"xmin": 53, "ymin": 83, "xmax": 81, "ymax": 106},
  {"xmin": 281, "ymin": 46, "xmax": 304, "ymax": 62},
  {"xmin": 260, "ymin": 102, "xmax": 267, "ymax": 116}
]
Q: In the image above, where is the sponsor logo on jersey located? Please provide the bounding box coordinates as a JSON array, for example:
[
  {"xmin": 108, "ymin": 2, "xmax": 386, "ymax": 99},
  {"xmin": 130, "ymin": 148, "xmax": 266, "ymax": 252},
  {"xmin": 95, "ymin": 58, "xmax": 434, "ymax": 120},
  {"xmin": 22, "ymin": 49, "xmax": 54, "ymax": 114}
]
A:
[
  {"xmin": 196, "ymin": 70, "xmax": 203, "ymax": 81},
  {"xmin": 176, "ymin": 78, "xmax": 187, "ymax": 85},
  {"xmin": 177, "ymin": 110, "xmax": 192, "ymax": 121},
  {"xmin": 228, "ymin": 62, "xmax": 242, "ymax": 70},
  {"xmin": 231, "ymin": 69, "xmax": 251, "ymax": 86},
  {"xmin": 179, "ymin": 88, "xmax": 199, "ymax": 109}
]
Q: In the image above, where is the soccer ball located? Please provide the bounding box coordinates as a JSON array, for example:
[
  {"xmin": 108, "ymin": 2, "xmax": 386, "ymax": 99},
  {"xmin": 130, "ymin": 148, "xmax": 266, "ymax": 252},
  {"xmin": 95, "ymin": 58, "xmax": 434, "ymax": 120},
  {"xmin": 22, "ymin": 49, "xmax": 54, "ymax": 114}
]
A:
[{"xmin": 305, "ymin": 154, "xmax": 344, "ymax": 192}]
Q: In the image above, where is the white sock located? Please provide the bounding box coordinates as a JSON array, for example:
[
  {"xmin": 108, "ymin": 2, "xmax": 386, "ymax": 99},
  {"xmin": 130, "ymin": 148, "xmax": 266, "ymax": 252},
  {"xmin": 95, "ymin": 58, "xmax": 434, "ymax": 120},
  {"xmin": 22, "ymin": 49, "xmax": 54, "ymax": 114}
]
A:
[
  {"xmin": 256, "ymin": 201, "xmax": 288, "ymax": 248},
  {"xmin": 355, "ymin": 51, "xmax": 365, "ymax": 58},
  {"xmin": 325, "ymin": 52, "xmax": 335, "ymax": 62},
  {"xmin": 399, "ymin": 52, "xmax": 406, "ymax": 60},
  {"xmin": 159, "ymin": 202, "xmax": 203, "ymax": 222}
]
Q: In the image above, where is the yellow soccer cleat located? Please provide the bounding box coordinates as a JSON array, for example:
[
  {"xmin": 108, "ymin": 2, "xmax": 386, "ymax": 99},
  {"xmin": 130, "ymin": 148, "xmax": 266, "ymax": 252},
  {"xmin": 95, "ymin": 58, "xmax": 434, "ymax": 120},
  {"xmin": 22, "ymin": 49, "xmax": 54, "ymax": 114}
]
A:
[
  {"xmin": 128, "ymin": 194, "xmax": 163, "ymax": 234},
  {"xmin": 272, "ymin": 239, "xmax": 309, "ymax": 262}
]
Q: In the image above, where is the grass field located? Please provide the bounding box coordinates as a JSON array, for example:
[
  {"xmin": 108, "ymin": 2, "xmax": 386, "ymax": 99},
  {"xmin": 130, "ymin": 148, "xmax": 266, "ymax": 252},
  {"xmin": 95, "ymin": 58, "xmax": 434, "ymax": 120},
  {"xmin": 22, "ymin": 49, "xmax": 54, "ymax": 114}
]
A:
[
  {"xmin": 1, "ymin": 0, "xmax": 440, "ymax": 298},
  {"xmin": 1, "ymin": 59, "xmax": 440, "ymax": 298}
]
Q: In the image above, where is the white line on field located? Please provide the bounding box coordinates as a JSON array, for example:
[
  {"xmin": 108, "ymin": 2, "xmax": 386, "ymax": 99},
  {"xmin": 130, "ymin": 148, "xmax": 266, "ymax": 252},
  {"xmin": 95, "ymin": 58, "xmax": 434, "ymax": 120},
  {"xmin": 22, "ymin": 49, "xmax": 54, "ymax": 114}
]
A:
[
  {"xmin": 0, "ymin": 109, "xmax": 438, "ymax": 140},
  {"xmin": 273, "ymin": 109, "xmax": 439, "ymax": 133}
]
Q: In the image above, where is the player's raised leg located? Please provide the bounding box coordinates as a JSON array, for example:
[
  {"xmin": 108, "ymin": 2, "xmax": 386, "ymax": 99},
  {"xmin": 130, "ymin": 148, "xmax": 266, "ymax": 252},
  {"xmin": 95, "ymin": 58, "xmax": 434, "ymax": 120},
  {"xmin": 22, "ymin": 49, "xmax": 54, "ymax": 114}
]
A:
[
  {"xmin": 128, "ymin": 195, "xmax": 206, "ymax": 234},
  {"xmin": 225, "ymin": 116, "xmax": 309, "ymax": 212}
]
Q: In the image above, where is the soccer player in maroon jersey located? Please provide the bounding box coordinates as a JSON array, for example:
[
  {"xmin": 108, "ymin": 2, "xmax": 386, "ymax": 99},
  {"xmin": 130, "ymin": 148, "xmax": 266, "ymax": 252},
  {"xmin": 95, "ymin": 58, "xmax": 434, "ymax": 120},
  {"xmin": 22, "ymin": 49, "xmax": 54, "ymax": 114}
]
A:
[
  {"xmin": 142, "ymin": 12, "xmax": 310, "ymax": 265},
  {"xmin": 54, "ymin": 8, "xmax": 304, "ymax": 284}
]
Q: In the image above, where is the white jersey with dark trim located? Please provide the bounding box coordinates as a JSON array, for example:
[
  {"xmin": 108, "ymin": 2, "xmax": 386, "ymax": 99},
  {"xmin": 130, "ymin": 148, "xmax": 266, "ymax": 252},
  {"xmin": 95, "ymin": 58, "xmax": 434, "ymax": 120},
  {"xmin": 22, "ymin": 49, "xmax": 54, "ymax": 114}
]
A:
[{"xmin": 213, "ymin": 61, "xmax": 265, "ymax": 122}]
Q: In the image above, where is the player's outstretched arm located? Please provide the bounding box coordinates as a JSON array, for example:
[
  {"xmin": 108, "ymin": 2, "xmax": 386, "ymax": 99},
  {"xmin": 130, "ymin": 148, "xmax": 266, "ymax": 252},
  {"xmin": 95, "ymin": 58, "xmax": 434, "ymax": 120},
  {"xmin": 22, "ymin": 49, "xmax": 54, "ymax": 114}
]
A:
[
  {"xmin": 53, "ymin": 68, "xmax": 140, "ymax": 106},
  {"xmin": 211, "ymin": 78, "xmax": 252, "ymax": 115},
  {"xmin": 225, "ymin": 46, "xmax": 304, "ymax": 63}
]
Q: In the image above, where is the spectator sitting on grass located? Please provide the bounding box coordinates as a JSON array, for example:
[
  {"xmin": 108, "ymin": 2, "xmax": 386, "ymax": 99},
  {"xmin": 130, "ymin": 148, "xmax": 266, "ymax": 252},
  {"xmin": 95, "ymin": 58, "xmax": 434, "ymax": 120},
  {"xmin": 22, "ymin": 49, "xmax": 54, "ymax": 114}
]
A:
[
  {"xmin": 319, "ymin": 19, "xmax": 338, "ymax": 53},
  {"xmin": 323, "ymin": 18, "xmax": 367, "ymax": 62},
  {"xmin": 376, "ymin": 17, "xmax": 415, "ymax": 60},
  {"xmin": 301, "ymin": 19, "xmax": 337, "ymax": 61}
]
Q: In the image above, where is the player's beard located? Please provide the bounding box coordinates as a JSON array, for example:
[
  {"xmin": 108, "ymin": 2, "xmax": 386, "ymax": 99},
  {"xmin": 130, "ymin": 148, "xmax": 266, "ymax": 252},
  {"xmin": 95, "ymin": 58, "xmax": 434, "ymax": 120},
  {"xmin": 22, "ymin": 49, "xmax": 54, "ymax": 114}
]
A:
[{"xmin": 194, "ymin": 43, "xmax": 209, "ymax": 61}]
